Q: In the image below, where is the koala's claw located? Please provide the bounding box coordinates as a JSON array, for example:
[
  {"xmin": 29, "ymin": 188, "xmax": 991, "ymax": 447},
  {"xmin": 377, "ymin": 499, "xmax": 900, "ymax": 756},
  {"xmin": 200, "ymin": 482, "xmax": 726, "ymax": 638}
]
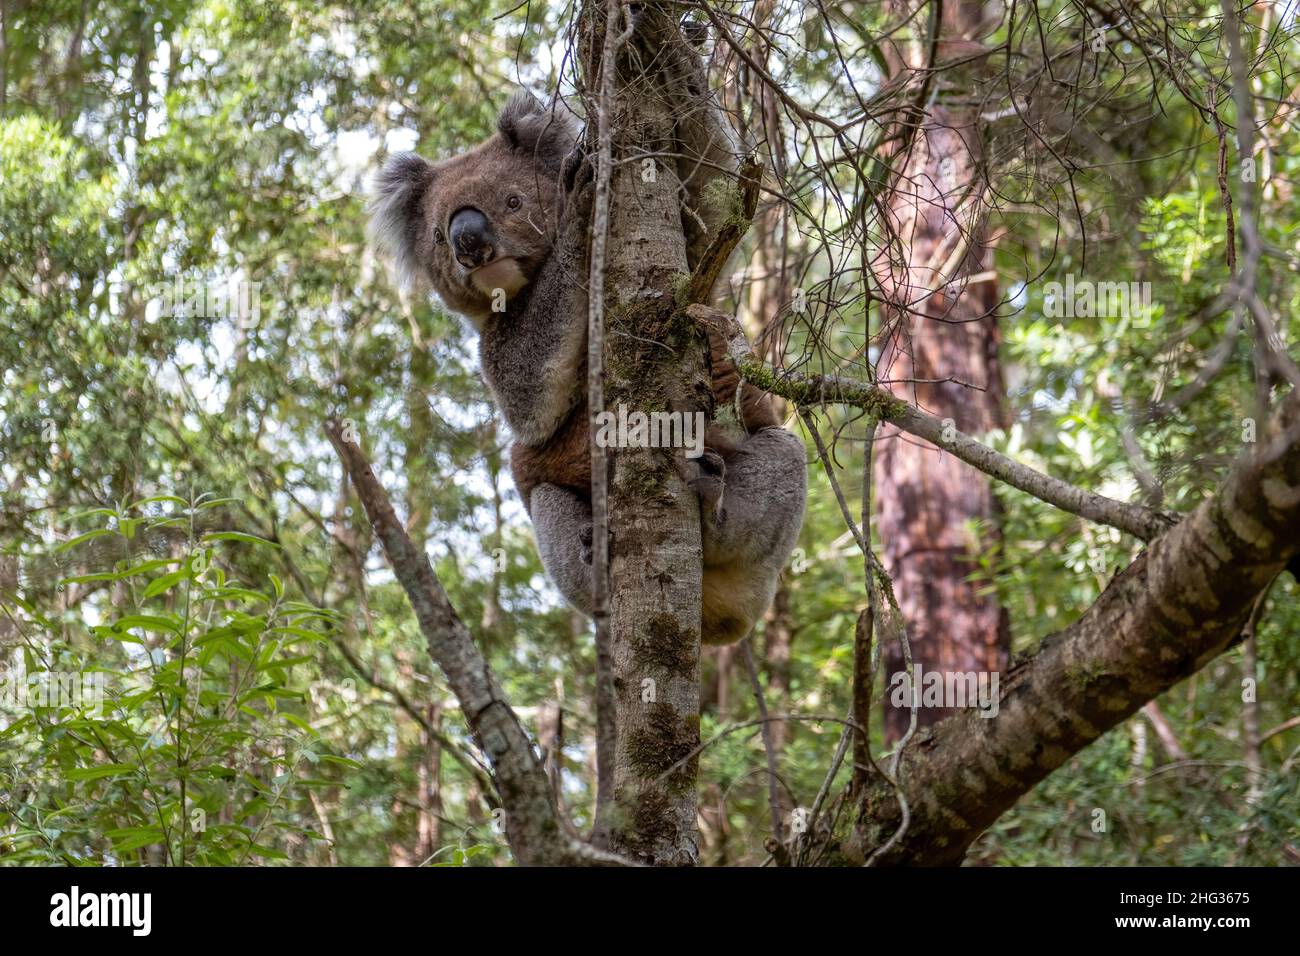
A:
[
  {"xmin": 561, "ymin": 144, "xmax": 593, "ymax": 194},
  {"xmin": 677, "ymin": 450, "xmax": 726, "ymax": 519},
  {"xmin": 579, "ymin": 524, "xmax": 593, "ymax": 565}
]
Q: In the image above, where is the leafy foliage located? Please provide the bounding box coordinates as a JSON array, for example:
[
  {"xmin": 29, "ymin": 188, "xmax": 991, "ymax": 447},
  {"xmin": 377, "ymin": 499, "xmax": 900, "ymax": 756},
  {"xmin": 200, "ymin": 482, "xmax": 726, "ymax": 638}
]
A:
[{"xmin": 1, "ymin": 0, "xmax": 1297, "ymax": 866}]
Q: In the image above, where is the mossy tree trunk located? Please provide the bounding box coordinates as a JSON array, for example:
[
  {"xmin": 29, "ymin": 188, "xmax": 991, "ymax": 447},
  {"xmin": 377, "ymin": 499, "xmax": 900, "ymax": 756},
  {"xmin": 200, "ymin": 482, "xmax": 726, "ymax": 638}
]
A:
[{"xmin": 582, "ymin": 1, "xmax": 711, "ymax": 865}]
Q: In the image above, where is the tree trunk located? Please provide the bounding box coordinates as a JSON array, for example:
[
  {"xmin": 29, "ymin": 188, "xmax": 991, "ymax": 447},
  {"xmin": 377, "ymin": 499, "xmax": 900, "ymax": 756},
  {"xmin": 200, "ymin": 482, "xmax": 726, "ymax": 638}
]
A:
[
  {"xmin": 871, "ymin": 3, "xmax": 1010, "ymax": 743},
  {"xmin": 583, "ymin": 2, "xmax": 709, "ymax": 865}
]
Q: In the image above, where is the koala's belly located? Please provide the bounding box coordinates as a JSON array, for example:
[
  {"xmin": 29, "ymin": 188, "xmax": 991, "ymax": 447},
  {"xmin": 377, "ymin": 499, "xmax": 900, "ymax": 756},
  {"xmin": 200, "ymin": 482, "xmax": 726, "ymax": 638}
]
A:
[{"xmin": 511, "ymin": 399, "xmax": 592, "ymax": 509}]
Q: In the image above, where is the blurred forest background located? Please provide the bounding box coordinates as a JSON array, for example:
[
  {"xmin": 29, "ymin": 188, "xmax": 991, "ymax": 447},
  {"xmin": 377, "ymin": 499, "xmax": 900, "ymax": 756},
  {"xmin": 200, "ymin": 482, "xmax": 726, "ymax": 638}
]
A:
[{"xmin": 1, "ymin": 0, "xmax": 1298, "ymax": 866}]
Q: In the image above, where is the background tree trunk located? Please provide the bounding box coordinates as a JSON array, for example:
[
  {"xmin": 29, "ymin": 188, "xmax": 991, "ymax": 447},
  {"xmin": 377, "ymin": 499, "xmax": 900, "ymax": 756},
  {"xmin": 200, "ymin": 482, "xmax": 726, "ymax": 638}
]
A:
[{"xmin": 872, "ymin": 3, "xmax": 1010, "ymax": 742}]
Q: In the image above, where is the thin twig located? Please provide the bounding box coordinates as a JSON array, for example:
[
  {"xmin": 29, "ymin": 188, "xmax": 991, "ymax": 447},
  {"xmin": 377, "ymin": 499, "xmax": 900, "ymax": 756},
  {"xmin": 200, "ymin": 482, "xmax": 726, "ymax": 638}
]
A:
[
  {"xmin": 585, "ymin": 0, "xmax": 634, "ymax": 848},
  {"xmin": 741, "ymin": 637, "xmax": 784, "ymax": 848}
]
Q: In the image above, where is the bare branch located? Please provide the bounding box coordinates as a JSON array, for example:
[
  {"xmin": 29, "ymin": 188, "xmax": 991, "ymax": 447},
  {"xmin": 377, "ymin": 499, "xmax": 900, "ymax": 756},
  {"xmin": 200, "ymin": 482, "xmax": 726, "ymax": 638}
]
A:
[
  {"xmin": 846, "ymin": 385, "xmax": 1300, "ymax": 864},
  {"xmin": 324, "ymin": 420, "xmax": 633, "ymax": 867}
]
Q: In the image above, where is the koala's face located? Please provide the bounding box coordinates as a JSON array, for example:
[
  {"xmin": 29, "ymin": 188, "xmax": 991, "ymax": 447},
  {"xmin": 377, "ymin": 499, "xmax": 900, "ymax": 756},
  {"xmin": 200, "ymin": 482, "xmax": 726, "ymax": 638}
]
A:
[
  {"xmin": 416, "ymin": 143, "xmax": 559, "ymax": 321},
  {"xmin": 369, "ymin": 92, "xmax": 579, "ymax": 326}
]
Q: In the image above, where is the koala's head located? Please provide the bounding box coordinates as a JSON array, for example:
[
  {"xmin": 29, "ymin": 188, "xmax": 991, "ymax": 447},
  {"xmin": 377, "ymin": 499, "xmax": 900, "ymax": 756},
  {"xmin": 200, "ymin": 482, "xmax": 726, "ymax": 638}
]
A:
[{"xmin": 369, "ymin": 91, "xmax": 580, "ymax": 326}]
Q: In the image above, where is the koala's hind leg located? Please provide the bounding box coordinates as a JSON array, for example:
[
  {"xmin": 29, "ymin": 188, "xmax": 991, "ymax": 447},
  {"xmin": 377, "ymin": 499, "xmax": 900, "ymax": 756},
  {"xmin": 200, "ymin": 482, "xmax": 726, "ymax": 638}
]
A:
[
  {"xmin": 699, "ymin": 428, "xmax": 806, "ymax": 565},
  {"xmin": 530, "ymin": 483, "xmax": 594, "ymax": 616},
  {"xmin": 695, "ymin": 427, "xmax": 807, "ymax": 644}
]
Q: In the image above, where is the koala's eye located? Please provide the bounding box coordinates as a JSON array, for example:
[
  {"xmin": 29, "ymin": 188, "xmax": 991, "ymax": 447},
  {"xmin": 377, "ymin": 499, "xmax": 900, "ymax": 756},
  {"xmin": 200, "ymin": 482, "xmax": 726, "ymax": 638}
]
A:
[
  {"xmin": 433, "ymin": 227, "xmax": 445, "ymax": 244},
  {"xmin": 507, "ymin": 195, "xmax": 522, "ymax": 210}
]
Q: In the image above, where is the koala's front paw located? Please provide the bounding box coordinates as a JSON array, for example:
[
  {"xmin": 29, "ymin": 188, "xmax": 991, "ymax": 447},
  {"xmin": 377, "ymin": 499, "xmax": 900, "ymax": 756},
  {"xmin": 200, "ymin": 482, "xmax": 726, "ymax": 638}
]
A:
[
  {"xmin": 579, "ymin": 523, "xmax": 593, "ymax": 565},
  {"xmin": 677, "ymin": 449, "xmax": 726, "ymax": 519},
  {"xmin": 684, "ymin": 303, "xmax": 744, "ymax": 356},
  {"xmin": 558, "ymin": 165, "xmax": 595, "ymax": 236},
  {"xmin": 561, "ymin": 142, "xmax": 593, "ymax": 194}
]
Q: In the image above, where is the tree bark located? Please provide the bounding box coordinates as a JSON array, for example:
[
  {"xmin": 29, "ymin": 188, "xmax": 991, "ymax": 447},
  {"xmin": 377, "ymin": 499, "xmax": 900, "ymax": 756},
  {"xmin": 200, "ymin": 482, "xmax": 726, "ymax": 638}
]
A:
[
  {"xmin": 872, "ymin": 2, "xmax": 1010, "ymax": 742},
  {"xmin": 582, "ymin": 1, "xmax": 710, "ymax": 866}
]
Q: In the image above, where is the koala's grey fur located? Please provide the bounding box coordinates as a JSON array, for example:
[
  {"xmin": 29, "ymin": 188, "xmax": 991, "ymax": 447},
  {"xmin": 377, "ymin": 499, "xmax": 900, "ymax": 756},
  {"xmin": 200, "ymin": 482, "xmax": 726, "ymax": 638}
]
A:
[
  {"xmin": 369, "ymin": 38, "xmax": 805, "ymax": 644},
  {"xmin": 369, "ymin": 152, "xmax": 439, "ymax": 298},
  {"xmin": 534, "ymin": 429, "xmax": 806, "ymax": 645},
  {"xmin": 476, "ymin": 162, "xmax": 591, "ymax": 447}
]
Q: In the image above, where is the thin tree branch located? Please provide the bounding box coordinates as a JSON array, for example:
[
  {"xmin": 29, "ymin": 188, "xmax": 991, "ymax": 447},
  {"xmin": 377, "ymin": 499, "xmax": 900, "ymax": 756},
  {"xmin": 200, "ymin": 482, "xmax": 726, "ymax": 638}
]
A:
[
  {"xmin": 584, "ymin": 0, "xmax": 633, "ymax": 850},
  {"xmin": 688, "ymin": 304, "xmax": 1175, "ymax": 542},
  {"xmin": 1261, "ymin": 714, "xmax": 1300, "ymax": 745},
  {"xmin": 324, "ymin": 419, "xmax": 633, "ymax": 867}
]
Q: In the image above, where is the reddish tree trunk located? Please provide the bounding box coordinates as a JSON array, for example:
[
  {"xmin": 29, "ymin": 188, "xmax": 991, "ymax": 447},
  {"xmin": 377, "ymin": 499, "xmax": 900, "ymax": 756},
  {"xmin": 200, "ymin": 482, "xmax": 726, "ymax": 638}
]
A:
[{"xmin": 872, "ymin": 9, "xmax": 1010, "ymax": 742}]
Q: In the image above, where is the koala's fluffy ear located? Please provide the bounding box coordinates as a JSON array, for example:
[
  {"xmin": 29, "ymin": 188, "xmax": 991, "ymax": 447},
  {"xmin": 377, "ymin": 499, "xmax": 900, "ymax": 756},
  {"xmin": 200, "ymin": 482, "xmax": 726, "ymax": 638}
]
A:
[
  {"xmin": 368, "ymin": 152, "xmax": 435, "ymax": 294},
  {"xmin": 497, "ymin": 90, "xmax": 580, "ymax": 174}
]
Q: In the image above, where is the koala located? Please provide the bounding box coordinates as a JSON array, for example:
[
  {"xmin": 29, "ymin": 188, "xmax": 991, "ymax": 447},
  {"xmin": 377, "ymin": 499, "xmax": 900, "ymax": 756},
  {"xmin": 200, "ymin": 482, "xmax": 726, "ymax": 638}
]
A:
[{"xmin": 370, "ymin": 81, "xmax": 806, "ymax": 645}]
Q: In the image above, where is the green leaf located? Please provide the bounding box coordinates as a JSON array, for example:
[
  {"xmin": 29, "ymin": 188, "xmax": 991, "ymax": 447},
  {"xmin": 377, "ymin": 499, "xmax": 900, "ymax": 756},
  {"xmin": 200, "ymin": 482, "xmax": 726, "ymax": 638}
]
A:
[
  {"xmin": 319, "ymin": 755, "xmax": 362, "ymax": 770},
  {"xmin": 205, "ymin": 586, "xmax": 270, "ymax": 604},
  {"xmin": 61, "ymin": 558, "xmax": 179, "ymax": 586},
  {"xmin": 54, "ymin": 528, "xmax": 114, "ymax": 552},
  {"xmin": 128, "ymin": 495, "xmax": 189, "ymax": 510},
  {"xmin": 279, "ymin": 713, "xmax": 316, "ymax": 733},
  {"xmin": 202, "ymin": 531, "xmax": 279, "ymax": 549},
  {"xmin": 266, "ymin": 626, "xmax": 326, "ymax": 643},
  {"xmin": 114, "ymin": 614, "xmax": 182, "ymax": 634},
  {"xmin": 107, "ymin": 827, "xmax": 166, "ymax": 852},
  {"xmin": 255, "ymin": 654, "xmax": 312, "ymax": 671},
  {"xmin": 197, "ymin": 497, "xmax": 241, "ymax": 509},
  {"xmin": 142, "ymin": 569, "xmax": 189, "ymax": 598},
  {"xmin": 65, "ymin": 763, "xmax": 137, "ymax": 781}
]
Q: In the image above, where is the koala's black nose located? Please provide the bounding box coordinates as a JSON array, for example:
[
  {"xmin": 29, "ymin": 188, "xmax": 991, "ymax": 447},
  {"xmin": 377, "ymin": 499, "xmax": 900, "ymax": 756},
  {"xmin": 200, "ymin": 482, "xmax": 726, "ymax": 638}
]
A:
[{"xmin": 449, "ymin": 207, "xmax": 496, "ymax": 269}]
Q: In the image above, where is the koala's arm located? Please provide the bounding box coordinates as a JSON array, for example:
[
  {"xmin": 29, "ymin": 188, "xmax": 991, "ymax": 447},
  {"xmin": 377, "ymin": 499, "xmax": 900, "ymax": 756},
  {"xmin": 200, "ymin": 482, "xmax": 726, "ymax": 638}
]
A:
[
  {"xmin": 704, "ymin": 320, "xmax": 780, "ymax": 434},
  {"xmin": 663, "ymin": 23, "xmax": 741, "ymax": 273},
  {"xmin": 481, "ymin": 177, "xmax": 594, "ymax": 447}
]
